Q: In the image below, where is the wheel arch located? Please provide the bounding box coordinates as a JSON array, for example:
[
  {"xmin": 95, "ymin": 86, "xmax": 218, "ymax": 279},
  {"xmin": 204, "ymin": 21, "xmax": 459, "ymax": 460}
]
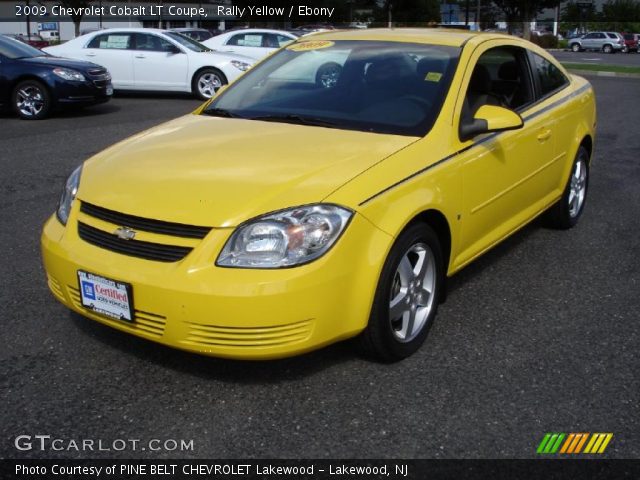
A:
[
  {"xmin": 10, "ymin": 74, "xmax": 55, "ymax": 100},
  {"xmin": 191, "ymin": 66, "xmax": 228, "ymax": 86},
  {"xmin": 402, "ymin": 208, "xmax": 452, "ymax": 303}
]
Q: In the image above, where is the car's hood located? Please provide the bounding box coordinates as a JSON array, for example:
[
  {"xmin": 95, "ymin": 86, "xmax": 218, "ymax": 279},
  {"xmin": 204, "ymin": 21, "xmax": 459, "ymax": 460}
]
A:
[
  {"xmin": 78, "ymin": 114, "xmax": 415, "ymax": 227},
  {"xmin": 19, "ymin": 55, "xmax": 102, "ymax": 71}
]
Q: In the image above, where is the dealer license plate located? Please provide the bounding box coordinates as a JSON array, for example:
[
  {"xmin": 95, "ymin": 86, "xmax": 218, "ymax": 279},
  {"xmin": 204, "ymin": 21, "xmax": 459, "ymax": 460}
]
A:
[
  {"xmin": 106, "ymin": 85, "xmax": 113, "ymax": 96},
  {"xmin": 77, "ymin": 271, "xmax": 133, "ymax": 322}
]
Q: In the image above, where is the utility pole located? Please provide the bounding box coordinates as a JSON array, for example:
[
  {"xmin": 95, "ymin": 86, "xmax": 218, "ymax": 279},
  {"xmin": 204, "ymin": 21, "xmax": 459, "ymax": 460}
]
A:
[
  {"xmin": 26, "ymin": 0, "xmax": 32, "ymax": 37},
  {"xmin": 465, "ymin": 0, "xmax": 470, "ymax": 25}
]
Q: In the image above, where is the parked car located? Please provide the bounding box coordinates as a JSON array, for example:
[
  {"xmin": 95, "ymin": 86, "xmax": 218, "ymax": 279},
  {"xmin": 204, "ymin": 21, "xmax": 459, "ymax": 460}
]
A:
[
  {"xmin": 4, "ymin": 33, "xmax": 49, "ymax": 49},
  {"xmin": 202, "ymin": 28, "xmax": 297, "ymax": 61},
  {"xmin": 169, "ymin": 28, "xmax": 216, "ymax": 42},
  {"xmin": 569, "ymin": 31, "xmax": 625, "ymax": 53},
  {"xmin": 621, "ymin": 33, "xmax": 639, "ymax": 53},
  {"xmin": 0, "ymin": 35, "xmax": 112, "ymax": 119},
  {"xmin": 43, "ymin": 28, "xmax": 255, "ymax": 99},
  {"xmin": 42, "ymin": 29, "xmax": 595, "ymax": 361}
]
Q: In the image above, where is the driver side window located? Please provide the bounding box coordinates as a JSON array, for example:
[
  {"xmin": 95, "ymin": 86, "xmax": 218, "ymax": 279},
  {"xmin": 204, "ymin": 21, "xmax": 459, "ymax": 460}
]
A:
[{"xmin": 461, "ymin": 46, "xmax": 533, "ymax": 123}]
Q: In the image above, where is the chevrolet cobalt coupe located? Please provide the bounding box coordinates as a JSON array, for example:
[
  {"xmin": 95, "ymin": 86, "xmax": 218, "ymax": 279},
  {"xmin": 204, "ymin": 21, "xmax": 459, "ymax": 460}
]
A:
[{"xmin": 42, "ymin": 30, "xmax": 596, "ymax": 361}]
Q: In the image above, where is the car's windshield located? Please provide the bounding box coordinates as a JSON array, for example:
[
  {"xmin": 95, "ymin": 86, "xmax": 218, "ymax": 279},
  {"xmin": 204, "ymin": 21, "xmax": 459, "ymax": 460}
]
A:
[
  {"xmin": 203, "ymin": 40, "xmax": 459, "ymax": 136},
  {"xmin": 0, "ymin": 35, "xmax": 46, "ymax": 59},
  {"xmin": 164, "ymin": 31, "xmax": 211, "ymax": 52}
]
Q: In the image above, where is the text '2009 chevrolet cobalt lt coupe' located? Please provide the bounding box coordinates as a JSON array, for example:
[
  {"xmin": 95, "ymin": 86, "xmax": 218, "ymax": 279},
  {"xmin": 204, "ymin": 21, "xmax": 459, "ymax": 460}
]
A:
[{"xmin": 42, "ymin": 29, "xmax": 596, "ymax": 361}]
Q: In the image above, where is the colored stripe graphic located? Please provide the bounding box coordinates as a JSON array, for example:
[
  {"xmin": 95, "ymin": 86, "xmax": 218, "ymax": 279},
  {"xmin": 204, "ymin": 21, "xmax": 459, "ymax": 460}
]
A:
[
  {"xmin": 584, "ymin": 433, "xmax": 614, "ymax": 454},
  {"xmin": 538, "ymin": 433, "xmax": 613, "ymax": 454},
  {"xmin": 537, "ymin": 433, "xmax": 565, "ymax": 454}
]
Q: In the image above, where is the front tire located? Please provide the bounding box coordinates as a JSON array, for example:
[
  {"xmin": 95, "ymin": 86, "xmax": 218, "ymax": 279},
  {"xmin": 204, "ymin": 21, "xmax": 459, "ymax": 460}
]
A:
[
  {"xmin": 545, "ymin": 145, "xmax": 590, "ymax": 229},
  {"xmin": 356, "ymin": 223, "xmax": 444, "ymax": 362},
  {"xmin": 571, "ymin": 43, "xmax": 581, "ymax": 52},
  {"xmin": 192, "ymin": 68, "xmax": 227, "ymax": 100},
  {"xmin": 12, "ymin": 80, "xmax": 52, "ymax": 120}
]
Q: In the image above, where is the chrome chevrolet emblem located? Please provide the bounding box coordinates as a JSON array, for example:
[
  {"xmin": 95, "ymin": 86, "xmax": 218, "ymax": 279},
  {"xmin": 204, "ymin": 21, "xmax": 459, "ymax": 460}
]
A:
[{"xmin": 114, "ymin": 226, "xmax": 136, "ymax": 240}]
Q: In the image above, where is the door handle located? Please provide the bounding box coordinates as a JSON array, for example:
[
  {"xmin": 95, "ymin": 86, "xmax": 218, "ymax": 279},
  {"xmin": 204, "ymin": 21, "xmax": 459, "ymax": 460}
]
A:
[
  {"xmin": 537, "ymin": 129, "xmax": 552, "ymax": 142},
  {"xmin": 134, "ymin": 54, "xmax": 146, "ymax": 59},
  {"xmin": 85, "ymin": 53, "xmax": 96, "ymax": 57}
]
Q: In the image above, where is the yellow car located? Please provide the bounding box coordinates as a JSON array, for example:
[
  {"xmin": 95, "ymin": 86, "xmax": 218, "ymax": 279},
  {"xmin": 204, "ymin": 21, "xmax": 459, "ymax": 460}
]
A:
[{"xmin": 41, "ymin": 29, "xmax": 596, "ymax": 361}]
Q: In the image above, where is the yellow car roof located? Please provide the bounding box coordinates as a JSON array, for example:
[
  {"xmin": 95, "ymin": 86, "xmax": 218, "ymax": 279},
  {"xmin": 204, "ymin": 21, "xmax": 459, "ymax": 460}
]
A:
[{"xmin": 305, "ymin": 28, "xmax": 510, "ymax": 47}]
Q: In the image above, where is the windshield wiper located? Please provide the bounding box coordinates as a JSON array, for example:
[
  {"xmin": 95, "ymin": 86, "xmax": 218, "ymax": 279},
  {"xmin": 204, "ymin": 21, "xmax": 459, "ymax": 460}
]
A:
[
  {"xmin": 202, "ymin": 108, "xmax": 244, "ymax": 119},
  {"xmin": 249, "ymin": 114, "xmax": 338, "ymax": 129}
]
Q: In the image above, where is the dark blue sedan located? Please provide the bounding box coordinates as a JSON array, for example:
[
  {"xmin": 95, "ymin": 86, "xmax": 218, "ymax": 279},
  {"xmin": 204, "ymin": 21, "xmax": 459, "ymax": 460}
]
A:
[{"xmin": 0, "ymin": 35, "xmax": 113, "ymax": 119}]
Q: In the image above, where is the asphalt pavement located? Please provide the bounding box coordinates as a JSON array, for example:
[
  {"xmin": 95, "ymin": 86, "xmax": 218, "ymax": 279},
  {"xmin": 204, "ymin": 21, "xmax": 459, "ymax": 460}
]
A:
[
  {"xmin": 552, "ymin": 49, "xmax": 640, "ymax": 66},
  {"xmin": 1, "ymin": 79, "xmax": 639, "ymax": 459}
]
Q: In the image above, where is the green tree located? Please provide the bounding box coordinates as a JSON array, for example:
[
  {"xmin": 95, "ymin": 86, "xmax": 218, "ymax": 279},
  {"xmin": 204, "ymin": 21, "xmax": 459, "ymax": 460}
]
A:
[
  {"xmin": 59, "ymin": 0, "xmax": 91, "ymax": 37},
  {"xmin": 492, "ymin": 0, "xmax": 561, "ymax": 38},
  {"xmin": 600, "ymin": 0, "xmax": 640, "ymax": 32}
]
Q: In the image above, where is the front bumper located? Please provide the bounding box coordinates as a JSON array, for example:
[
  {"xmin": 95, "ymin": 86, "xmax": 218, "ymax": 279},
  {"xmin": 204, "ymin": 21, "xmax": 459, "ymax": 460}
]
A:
[
  {"xmin": 41, "ymin": 207, "xmax": 391, "ymax": 359},
  {"xmin": 52, "ymin": 77, "xmax": 112, "ymax": 106}
]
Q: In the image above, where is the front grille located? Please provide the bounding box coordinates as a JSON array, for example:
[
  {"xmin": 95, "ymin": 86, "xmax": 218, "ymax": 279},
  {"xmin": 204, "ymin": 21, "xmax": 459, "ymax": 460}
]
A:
[
  {"xmin": 68, "ymin": 286, "xmax": 166, "ymax": 337},
  {"xmin": 78, "ymin": 222, "xmax": 192, "ymax": 262},
  {"xmin": 81, "ymin": 202, "xmax": 211, "ymax": 239},
  {"xmin": 86, "ymin": 68, "xmax": 111, "ymax": 87},
  {"xmin": 182, "ymin": 319, "xmax": 314, "ymax": 348}
]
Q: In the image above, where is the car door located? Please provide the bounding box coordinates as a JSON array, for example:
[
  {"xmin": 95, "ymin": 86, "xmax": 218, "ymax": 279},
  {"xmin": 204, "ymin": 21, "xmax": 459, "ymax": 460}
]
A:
[
  {"xmin": 220, "ymin": 32, "xmax": 267, "ymax": 59},
  {"xmin": 453, "ymin": 43, "xmax": 556, "ymax": 267},
  {"xmin": 84, "ymin": 32, "xmax": 134, "ymax": 87},
  {"xmin": 131, "ymin": 33, "xmax": 188, "ymax": 91}
]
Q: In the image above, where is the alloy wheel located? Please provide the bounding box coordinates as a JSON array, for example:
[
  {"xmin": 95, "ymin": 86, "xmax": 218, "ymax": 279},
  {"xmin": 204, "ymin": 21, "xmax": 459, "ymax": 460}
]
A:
[
  {"xmin": 16, "ymin": 86, "xmax": 45, "ymax": 118},
  {"xmin": 388, "ymin": 243, "xmax": 437, "ymax": 343},
  {"xmin": 568, "ymin": 154, "xmax": 587, "ymax": 218},
  {"xmin": 197, "ymin": 72, "xmax": 222, "ymax": 98}
]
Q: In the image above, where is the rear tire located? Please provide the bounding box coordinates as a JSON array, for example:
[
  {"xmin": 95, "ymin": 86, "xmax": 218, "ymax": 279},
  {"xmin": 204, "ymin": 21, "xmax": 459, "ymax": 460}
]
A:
[
  {"xmin": 545, "ymin": 145, "xmax": 590, "ymax": 229},
  {"xmin": 12, "ymin": 79, "xmax": 52, "ymax": 120},
  {"xmin": 603, "ymin": 44, "xmax": 613, "ymax": 53},
  {"xmin": 356, "ymin": 223, "xmax": 444, "ymax": 362}
]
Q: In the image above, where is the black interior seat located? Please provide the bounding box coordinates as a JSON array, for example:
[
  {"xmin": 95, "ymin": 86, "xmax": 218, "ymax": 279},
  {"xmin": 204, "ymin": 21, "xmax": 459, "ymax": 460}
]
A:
[
  {"xmin": 492, "ymin": 61, "xmax": 524, "ymax": 109},
  {"xmin": 462, "ymin": 64, "xmax": 501, "ymax": 123}
]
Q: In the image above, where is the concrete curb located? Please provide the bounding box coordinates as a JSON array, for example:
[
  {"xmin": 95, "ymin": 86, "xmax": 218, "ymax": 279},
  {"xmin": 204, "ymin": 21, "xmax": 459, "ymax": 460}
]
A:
[{"xmin": 567, "ymin": 69, "xmax": 640, "ymax": 79}]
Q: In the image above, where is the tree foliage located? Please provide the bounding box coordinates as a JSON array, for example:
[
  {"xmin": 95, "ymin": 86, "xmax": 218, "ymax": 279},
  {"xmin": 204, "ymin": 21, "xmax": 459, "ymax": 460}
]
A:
[
  {"xmin": 492, "ymin": 0, "xmax": 561, "ymax": 37},
  {"xmin": 58, "ymin": 0, "xmax": 91, "ymax": 37}
]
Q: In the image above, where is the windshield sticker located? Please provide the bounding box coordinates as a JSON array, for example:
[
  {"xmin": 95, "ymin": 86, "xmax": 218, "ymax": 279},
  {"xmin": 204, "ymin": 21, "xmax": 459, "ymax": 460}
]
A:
[
  {"xmin": 287, "ymin": 40, "xmax": 335, "ymax": 52},
  {"xmin": 425, "ymin": 72, "xmax": 443, "ymax": 82}
]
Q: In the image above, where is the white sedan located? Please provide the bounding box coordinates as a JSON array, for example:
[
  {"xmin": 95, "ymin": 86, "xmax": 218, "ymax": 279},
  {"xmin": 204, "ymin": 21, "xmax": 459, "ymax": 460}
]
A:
[
  {"xmin": 44, "ymin": 28, "xmax": 255, "ymax": 99},
  {"xmin": 202, "ymin": 29, "xmax": 298, "ymax": 61}
]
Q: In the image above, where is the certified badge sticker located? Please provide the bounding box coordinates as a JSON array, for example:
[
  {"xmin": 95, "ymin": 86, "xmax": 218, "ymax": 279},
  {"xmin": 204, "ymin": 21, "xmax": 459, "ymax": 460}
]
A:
[{"xmin": 287, "ymin": 40, "xmax": 335, "ymax": 52}]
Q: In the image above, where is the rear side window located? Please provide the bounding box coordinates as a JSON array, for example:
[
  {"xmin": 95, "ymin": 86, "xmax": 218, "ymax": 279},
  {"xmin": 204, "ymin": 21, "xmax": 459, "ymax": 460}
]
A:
[
  {"xmin": 607, "ymin": 33, "xmax": 618, "ymax": 39},
  {"xmin": 532, "ymin": 53, "xmax": 568, "ymax": 97},
  {"xmin": 227, "ymin": 33, "xmax": 263, "ymax": 47},
  {"xmin": 87, "ymin": 33, "xmax": 131, "ymax": 49}
]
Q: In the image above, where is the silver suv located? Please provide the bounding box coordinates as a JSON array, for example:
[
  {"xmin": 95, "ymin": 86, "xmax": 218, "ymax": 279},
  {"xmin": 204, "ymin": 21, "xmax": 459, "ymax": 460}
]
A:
[{"xmin": 569, "ymin": 32, "xmax": 625, "ymax": 53}]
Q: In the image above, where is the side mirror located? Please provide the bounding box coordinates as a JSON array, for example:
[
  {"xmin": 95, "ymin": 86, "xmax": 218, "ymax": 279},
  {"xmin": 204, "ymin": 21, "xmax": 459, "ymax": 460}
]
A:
[
  {"xmin": 459, "ymin": 105, "xmax": 523, "ymax": 142},
  {"xmin": 166, "ymin": 45, "xmax": 182, "ymax": 54}
]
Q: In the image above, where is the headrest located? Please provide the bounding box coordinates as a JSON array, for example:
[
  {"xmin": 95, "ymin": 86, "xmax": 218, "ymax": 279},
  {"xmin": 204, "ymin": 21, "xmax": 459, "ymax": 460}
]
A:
[
  {"xmin": 498, "ymin": 61, "xmax": 519, "ymax": 81},
  {"xmin": 468, "ymin": 64, "xmax": 491, "ymax": 94}
]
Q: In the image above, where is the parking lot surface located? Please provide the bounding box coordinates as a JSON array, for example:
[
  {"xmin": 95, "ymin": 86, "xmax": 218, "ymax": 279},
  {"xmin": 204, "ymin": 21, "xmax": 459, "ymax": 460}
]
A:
[
  {"xmin": 1, "ymin": 78, "xmax": 639, "ymax": 459},
  {"xmin": 552, "ymin": 49, "xmax": 640, "ymax": 66}
]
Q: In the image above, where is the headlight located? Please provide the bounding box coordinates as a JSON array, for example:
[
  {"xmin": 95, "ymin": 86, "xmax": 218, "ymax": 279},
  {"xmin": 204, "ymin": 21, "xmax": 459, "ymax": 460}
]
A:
[
  {"xmin": 52, "ymin": 67, "xmax": 86, "ymax": 82},
  {"xmin": 217, "ymin": 204, "xmax": 353, "ymax": 268},
  {"xmin": 56, "ymin": 165, "xmax": 82, "ymax": 225},
  {"xmin": 230, "ymin": 60, "xmax": 251, "ymax": 71}
]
